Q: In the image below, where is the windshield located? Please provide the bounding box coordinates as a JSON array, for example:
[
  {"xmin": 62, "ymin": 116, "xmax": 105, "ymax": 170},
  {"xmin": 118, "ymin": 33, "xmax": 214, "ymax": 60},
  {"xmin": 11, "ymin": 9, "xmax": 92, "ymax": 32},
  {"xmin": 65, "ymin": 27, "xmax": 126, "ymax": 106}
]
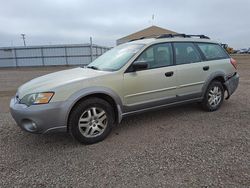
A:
[{"xmin": 87, "ymin": 43, "xmax": 144, "ymax": 71}]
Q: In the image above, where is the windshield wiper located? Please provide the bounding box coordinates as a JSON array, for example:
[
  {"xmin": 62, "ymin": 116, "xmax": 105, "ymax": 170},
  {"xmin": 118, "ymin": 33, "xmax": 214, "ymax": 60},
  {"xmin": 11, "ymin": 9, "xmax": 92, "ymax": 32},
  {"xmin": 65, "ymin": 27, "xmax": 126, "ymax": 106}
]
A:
[{"xmin": 87, "ymin": 65, "xmax": 99, "ymax": 70}]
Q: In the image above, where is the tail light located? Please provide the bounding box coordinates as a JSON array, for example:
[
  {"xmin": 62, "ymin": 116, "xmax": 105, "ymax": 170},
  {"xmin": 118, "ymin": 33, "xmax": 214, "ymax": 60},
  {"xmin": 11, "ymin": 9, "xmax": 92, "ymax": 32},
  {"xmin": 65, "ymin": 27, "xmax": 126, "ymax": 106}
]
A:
[{"xmin": 230, "ymin": 58, "xmax": 237, "ymax": 70}]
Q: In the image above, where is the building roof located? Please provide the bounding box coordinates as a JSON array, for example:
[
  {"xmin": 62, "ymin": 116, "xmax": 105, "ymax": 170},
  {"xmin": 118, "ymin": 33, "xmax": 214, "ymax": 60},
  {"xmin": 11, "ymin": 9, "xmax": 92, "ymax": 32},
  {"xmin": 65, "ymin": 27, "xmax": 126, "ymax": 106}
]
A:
[{"xmin": 117, "ymin": 25, "xmax": 177, "ymax": 45}]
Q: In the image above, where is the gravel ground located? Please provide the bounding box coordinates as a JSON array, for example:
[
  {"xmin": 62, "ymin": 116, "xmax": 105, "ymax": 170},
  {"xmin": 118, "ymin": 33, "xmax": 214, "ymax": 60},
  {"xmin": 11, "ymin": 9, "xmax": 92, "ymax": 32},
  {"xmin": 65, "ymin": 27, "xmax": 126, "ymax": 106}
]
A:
[{"xmin": 0, "ymin": 56, "xmax": 250, "ymax": 187}]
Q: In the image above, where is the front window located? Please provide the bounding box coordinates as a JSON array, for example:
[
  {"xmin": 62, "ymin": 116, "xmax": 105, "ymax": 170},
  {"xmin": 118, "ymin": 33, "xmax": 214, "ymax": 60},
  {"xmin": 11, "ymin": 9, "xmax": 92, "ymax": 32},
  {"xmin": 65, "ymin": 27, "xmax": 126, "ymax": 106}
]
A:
[
  {"xmin": 136, "ymin": 43, "xmax": 173, "ymax": 69},
  {"xmin": 87, "ymin": 43, "xmax": 144, "ymax": 71}
]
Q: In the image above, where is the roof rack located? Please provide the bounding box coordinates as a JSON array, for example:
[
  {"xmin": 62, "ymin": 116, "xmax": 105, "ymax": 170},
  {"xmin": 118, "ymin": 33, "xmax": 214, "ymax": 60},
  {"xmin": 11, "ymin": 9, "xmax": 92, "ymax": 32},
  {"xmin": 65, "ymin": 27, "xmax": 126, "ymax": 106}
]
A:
[
  {"xmin": 129, "ymin": 37, "xmax": 146, "ymax": 42},
  {"xmin": 128, "ymin": 34, "xmax": 161, "ymax": 42},
  {"xmin": 157, "ymin": 33, "xmax": 210, "ymax": 39},
  {"xmin": 128, "ymin": 34, "xmax": 210, "ymax": 43}
]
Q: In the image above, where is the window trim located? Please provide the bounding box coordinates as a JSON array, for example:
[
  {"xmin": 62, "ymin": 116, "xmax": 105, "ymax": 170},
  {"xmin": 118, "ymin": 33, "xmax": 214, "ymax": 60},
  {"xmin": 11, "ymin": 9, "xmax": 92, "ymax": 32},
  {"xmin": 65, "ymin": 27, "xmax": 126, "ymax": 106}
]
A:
[
  {"xmin": 195, "ymin": 42, "xmax": 230, "ymax": 61},
  {"xmin": 125, "ymin": 42, "xmax": 174, "ymax": 73},
  {"xmin": 124, "ymin": 41, "xmax": 230, "ymax": 73},
  {"xmin": 193, "ymin": 42, "xmax": 207, "ymax": 61},
  {"xmin": 171, "ymin": 43, "xmax": 176, "ymax": 65}
]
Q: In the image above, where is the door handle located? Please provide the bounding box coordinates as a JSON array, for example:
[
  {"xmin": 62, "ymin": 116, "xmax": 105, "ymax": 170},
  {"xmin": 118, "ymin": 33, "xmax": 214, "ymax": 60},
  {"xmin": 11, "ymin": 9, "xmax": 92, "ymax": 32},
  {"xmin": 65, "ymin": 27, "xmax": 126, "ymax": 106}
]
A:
[
  {"xmin": 165, "ymin": 71, "xmax": 174, "ymax": 77},
  {"xmin": 203, "ymin": 66, "xmax": 209, "ymax": 71}
]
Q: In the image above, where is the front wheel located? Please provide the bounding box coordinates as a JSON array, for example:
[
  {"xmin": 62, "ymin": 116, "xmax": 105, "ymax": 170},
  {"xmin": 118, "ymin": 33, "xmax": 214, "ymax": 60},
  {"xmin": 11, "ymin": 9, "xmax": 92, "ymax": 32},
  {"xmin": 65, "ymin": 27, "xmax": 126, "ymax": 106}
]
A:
[
  {"xmin": 68, "ymin": 98, "xmax": 114, "ymax": 144},
  {"xmin": 202, "ymin": 81, "xmax": 224, "ymax": 111}
]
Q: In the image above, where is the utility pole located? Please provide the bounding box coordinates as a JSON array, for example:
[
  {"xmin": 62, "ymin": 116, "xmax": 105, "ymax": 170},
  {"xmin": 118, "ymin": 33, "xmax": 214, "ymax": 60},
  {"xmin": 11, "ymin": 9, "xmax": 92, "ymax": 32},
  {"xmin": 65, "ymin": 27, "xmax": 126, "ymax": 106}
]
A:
[
  {"xmin": 152, "ymin": 14, "xmax": 155, "ymax": 26},
  {"xmin": 21, "ymin": 34, "xmax": 26, "ymax": 46}
]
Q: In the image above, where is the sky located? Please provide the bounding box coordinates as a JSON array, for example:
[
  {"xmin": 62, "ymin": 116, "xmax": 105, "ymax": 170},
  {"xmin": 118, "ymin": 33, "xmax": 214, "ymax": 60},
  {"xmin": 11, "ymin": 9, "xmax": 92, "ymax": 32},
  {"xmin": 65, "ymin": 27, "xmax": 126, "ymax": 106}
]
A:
[{"xmin": 0, "ymin": 0, "xmax": 249, "ymax": 49}]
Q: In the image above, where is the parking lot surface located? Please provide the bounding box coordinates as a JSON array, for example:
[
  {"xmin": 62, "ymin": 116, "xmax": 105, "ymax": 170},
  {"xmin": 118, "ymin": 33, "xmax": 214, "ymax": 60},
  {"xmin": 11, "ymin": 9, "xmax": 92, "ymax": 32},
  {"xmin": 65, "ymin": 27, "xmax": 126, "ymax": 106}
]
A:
[{"xmin": 0, "ymin": 55, "xmax": 250, "ymax": 187}]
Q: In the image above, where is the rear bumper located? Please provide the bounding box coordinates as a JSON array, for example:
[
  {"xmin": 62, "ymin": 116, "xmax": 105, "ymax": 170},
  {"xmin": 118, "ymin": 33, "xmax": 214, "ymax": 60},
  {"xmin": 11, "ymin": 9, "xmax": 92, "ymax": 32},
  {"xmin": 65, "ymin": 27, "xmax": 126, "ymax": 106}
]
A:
[
  {"xmin": 10, "ymin": 97, "xmax": 68, "ymax": 134},
  {"xmin": 224, "ymin": 73, "xmax": 239, "ymax": 99}
]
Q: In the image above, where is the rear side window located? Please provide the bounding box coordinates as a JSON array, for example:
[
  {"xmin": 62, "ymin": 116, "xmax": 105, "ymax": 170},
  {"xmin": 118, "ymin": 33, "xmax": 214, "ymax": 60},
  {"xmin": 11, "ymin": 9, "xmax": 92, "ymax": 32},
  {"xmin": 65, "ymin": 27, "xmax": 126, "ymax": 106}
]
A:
[
  {"xmin": 173, "ymin": 43, "xmax": 201, "ymax": 65},
  {"xmin": 197, "ymin": 43, "xmax": 229, "ymax": 60}
]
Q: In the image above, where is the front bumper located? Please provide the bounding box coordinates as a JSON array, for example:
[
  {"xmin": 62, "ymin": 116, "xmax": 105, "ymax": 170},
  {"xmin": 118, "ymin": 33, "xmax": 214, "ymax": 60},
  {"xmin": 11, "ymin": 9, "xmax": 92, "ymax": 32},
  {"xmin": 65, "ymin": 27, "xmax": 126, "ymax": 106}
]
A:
[
  {"xmin": 10, "ymin": 97, "xmax": 68, "ymax": 134},
  {"xmin": 224, "ymin": 73, "xmax": 239, "ymax": 99}
]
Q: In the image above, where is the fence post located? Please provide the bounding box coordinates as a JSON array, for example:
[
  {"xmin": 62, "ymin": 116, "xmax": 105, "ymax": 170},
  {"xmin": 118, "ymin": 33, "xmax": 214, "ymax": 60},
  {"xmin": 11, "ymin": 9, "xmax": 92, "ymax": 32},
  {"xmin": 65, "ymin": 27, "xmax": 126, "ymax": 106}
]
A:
[
  {"xmin": 13, "ymin": 48, "xmax": 18, "ymax": 67},
  {"xmin": 41, "ymin": 47, "xmax": 45, "ymax": 66},
  {"xmin": 90, "ymin": 37, "xmax": 93, "ymax": 62},
  {"xmin": 65, "ymin": 47, "xmax": 68, "ymax": 66}
]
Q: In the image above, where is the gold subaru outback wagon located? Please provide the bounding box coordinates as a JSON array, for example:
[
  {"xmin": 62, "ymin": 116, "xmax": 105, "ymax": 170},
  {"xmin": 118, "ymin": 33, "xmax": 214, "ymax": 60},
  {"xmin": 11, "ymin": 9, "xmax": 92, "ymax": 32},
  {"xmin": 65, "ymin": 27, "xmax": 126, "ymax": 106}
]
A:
[{"xmin": 10, "ymin": 34, "xmax": 239, "ymax": 144}]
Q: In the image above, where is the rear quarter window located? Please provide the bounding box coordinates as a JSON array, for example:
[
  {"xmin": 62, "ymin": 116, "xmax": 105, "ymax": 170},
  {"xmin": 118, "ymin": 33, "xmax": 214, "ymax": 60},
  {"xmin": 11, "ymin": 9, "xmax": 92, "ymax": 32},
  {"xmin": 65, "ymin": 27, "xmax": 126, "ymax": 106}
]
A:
[{"xmin": 197, "ymin": 43, "xmax": 229, "ymax": 60}]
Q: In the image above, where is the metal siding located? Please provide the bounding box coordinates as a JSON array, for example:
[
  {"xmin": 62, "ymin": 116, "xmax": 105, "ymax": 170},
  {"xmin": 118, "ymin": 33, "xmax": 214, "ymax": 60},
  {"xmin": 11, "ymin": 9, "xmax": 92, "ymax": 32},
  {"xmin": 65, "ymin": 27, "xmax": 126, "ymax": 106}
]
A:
[
  {"xmin": 94, "ymin": 47, "xmax": 98, "ymax": 56},
  {"xmin": 16, "ymin": 48, "xmax": 42, "ymax": 57},
  {"xmin": 0, "ymin": 44, "xmax": 109, "ymax": 67},
  {"xmin": 67, "ymin": 56, "xmax": 91, "ymax": 65},
  {"xmin": 17, "ymin": 58, "xmax": 43, "ymax": 66},
  {"xmin": 43, "ymin": 48, "xmax": 65, "ymax": 56},
  {"xmin": 0, "ymin": 49, "xmax": 14, "ymax": 58},
  {"xmin": 66, "ymin": 47, "xmax": 90, "ymax": 56},
  {"xmin": 97, "ymin": 47, "xmax": 102, "ymax": 55},
  {"xmin": 44, "ymin": 57, "xmax": 67, "ymax": 66},
  {"xmin": 0, "ymin": 59, "xmax": 16, "ymax": 67}
]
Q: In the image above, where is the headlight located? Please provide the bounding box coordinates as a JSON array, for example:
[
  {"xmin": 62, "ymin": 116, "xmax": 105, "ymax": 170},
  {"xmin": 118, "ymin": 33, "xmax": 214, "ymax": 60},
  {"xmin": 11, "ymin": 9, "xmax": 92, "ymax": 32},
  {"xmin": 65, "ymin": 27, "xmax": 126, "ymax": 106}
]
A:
[{"xmin": 20, "ymin": 92, "xmax": 54, "ymax": 106}]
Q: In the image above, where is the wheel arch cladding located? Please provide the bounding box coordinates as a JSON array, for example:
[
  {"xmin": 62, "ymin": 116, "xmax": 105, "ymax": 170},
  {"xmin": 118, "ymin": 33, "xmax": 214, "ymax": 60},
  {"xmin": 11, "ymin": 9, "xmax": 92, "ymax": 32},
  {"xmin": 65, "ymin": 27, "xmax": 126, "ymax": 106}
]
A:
[
  {"xmin": 202, "ymin": 71, "xmax": 226, "ymax": 97},
  {"xmin": 65, "ymin": 87, "xmax": 123, "ymax": 131}
]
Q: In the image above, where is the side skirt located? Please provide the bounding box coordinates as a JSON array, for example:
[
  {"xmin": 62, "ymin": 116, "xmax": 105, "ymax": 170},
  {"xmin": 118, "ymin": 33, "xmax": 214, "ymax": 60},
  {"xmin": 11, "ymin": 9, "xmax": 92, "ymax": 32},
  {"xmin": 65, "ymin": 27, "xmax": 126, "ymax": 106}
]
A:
[{"xmin": 122, "ymin": 97, "xmax": 203, "ymax": 118}]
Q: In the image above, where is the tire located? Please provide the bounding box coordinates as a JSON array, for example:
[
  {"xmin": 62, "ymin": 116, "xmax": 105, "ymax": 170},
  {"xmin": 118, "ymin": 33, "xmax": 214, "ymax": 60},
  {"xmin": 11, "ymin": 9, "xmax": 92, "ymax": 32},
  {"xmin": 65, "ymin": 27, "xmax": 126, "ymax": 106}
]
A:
[
  {"xmin": 68, "ymin": 97, "xmax": 114, "ymax": 144},
  {"xmin": 201, "ymin": 81, "xmax": 224, "ymax": 111}
]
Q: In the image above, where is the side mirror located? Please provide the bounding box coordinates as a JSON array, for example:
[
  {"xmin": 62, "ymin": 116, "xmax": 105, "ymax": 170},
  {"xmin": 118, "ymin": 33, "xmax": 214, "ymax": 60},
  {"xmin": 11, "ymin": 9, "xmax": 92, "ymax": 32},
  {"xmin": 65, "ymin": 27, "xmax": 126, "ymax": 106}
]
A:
[{"xmin": 132, "ymin": 61, "xmax": 148, "ymax": 71}]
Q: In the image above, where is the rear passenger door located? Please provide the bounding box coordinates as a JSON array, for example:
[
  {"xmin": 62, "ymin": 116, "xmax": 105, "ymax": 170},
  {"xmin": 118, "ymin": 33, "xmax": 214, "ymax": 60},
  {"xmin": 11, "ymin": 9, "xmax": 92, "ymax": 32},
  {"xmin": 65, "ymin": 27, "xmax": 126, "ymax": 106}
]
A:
[{"xmin": 173, "ymin": 42, "xmax": 205, "ymax": 99}]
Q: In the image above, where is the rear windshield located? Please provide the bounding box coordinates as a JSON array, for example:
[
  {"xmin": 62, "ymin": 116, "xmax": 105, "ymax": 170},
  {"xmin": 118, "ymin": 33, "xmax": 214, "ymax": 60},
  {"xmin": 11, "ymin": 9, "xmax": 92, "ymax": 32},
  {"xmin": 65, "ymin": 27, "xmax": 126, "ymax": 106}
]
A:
[{"xmin": 197, "ymin": 43, "xmax": 229, "ymax": 60}]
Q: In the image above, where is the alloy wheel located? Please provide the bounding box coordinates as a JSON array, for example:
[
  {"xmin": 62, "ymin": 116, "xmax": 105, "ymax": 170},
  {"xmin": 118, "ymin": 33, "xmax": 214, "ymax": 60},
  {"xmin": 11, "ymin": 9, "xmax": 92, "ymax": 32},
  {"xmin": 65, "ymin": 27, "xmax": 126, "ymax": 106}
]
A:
[
  {"xmin": 78, "ymin": 107, "xmax": 107, "ymax": 138},
  {"xmin": 208, "ymin": 86, "xmax": 222, "ymax": 107}
]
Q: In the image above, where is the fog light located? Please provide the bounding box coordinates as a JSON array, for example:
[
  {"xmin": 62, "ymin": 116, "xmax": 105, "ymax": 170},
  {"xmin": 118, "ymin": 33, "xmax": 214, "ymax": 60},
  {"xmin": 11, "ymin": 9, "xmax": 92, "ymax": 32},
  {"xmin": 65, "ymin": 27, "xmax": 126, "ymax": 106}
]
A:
[{"xmin": 22, "ymin": 119, "xmax": 38, "ymax": 132}]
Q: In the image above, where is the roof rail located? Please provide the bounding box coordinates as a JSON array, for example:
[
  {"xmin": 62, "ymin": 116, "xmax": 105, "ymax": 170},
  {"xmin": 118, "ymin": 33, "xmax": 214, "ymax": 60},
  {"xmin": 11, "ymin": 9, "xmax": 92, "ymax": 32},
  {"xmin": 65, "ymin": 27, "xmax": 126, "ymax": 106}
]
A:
[
  {"xmin": 129, "ymin": 37, "xmax": 146, "ymax": 42},
  {"xmin": 157, "ymin": 34, "xmax": 210, "ymax": 39}
]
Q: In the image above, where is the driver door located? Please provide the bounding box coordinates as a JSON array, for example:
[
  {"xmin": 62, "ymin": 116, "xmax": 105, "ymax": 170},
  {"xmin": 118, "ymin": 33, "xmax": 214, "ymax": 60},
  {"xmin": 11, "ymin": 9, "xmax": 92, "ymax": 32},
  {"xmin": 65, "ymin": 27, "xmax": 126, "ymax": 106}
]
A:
[{"xmin": 123, "ymin": 43, "xmax": 178, "ymax": 112}]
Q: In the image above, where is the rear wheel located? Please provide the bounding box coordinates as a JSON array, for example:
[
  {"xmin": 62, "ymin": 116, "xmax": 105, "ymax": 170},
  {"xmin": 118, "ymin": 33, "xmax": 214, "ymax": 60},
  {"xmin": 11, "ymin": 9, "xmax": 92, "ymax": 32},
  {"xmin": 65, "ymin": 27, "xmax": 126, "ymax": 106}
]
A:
[
  {"xmin": 202, "ymin": 81, "xmax": 224, "ymax": 111},
  {"xmin": 68, "ymin": 98, "xmax": 114, "ymax": 144}
]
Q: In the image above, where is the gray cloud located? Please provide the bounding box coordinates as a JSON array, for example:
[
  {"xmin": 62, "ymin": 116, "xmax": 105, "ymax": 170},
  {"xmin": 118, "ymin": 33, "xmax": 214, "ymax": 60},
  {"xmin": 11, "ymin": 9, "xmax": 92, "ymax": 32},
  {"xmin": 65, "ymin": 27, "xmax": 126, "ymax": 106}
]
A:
[{"xmin": 0, "ymin": 0, "xmax": 249, "ymax": 48}]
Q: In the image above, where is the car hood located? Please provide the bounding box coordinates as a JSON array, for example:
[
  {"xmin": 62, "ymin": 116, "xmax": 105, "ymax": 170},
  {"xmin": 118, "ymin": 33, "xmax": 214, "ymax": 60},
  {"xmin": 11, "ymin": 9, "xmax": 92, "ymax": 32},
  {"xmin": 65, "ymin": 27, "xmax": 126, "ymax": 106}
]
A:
[{"xmin": 18, "ymin": 67, "xmax": 110, "ymax": 99}]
